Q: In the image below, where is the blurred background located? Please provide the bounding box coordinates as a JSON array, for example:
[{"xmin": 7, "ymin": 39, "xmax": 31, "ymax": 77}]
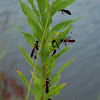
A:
[{"xmin": 0, "ymin": 0, "xmax": 100, "ymax": 100}]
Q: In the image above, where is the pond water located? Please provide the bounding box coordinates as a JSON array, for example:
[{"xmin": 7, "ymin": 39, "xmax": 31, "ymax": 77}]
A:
[{"xmin": 0, "ymin": 0, "xmax": 100, "ymax": 100}]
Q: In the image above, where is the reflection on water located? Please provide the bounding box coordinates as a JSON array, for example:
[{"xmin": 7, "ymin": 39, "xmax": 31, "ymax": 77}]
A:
[{"xmin": 0, "ymin": 0, "xmax": 100, "ymax": 100}]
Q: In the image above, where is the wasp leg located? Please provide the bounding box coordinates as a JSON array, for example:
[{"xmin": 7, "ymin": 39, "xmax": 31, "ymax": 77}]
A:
[
  {"xmin": 46, "ymin": 78, "xmax": 49, "ymax": 93},
  {"xmin": 55, "ymin": 41, "xmax": 60, "ymax": 50},
  {"xmin": 52, "ymin": 49, "xmax": 56, "ymax": 56},
  {"xmin": 31, "ymin": 48, "xmax": 35, "ymax": 57},
  {"xmin": 36, "ymin": 46, "xmax": 39, "ymax": 50}
]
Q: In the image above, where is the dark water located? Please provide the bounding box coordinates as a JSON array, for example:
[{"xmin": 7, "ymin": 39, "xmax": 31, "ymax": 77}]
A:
[{"xmin": 0, "ymin": 0, "xmax": 100, "ymax": 100}]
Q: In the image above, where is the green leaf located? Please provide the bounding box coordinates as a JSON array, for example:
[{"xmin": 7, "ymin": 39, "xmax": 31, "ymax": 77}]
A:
[
  {"xmin": 51, "ymin": 0, "xmax": 75, "ymax": 16},
  {"xmin": 51, "ymin": 20, "xmax": 74, "ymax": 32},
  {"xmin": 16, "ymin": 69, "xmax": 28, "ymax": 87},
  {"xmin": 22, "ymin": 33, "xmax": 36, "ymax": 47},
  {"xmin": 19, "ymin": 46, "xmax": 35, "ymax": 66},
  {"xmin": 27, "ymin": 0, "xmax": 33, "ymax": 5},
  {"xmin": 45, "ymin": 0, "xmax": 50, "ymax": 10},
  {"xmin": 16, "ymin": 69, "xmax": 34, "ymax": 94},
  {"xmin": 58, "ymin": 57, "xmax": 76, "ymax": 73},
  {"xmin": 36, "ymin": 0, "xmax": 45, "ymax": 16},
  {"xmin": 27, "ymin": 0, "xmax": 40, "ymax": 24},
  {"xmin": 51, "ymin": 17, "xmax": 82, "ymax": 32},
  {"xmin": 44, "ymin": 83, "xmax": 66, "ymax": 99},
  {"xmin": 12, "ymin": 23, "xmax": 36, "ymax": 47},
  {"xmin": 19, "ymin": 0, "xmax": 38, "ymax": 24},
  {"xmin": 33, "ymin": 76, "xmax": 43, "ymax": 100},
  {"xmin": 50, "ymin": 83, "xmax": 66, "ymax": 95},
  {"xmin": 54, "ymin": 46, "xmax": 71, "ymax": 60},
  {"xmin": 19, "ymin": 0, "xmax": 43, "ymax": 41},
  {"xmin": 27, "ymin": 16, "xmax": 43, "ymax": 42},
  {"xmin": 51, "ymin": 73, "xmax": 60, "ymax": 87},
  {"xmin": 51, "ymin": 57, "xmax": 76, "ymax": 87},
  {"xmin": 32, "ymin": 5, "xmax": 40, "ymax": 24}
]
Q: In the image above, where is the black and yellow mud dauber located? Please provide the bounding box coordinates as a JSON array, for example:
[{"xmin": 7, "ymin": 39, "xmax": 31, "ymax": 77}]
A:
[
  {"xmin": 61, "ymin": 9, "xmax": 71, "ymax": 15},
  {"xmin": 52, "ymin": 37, "xmax": 60, "ymax": 56},
  {"xmin": 60, "ymin": 32, "xmax": 75, "ymax": 46},
  {"xmin": 31, "ymin": 40, "xmax": 39, "ymax": 59}
]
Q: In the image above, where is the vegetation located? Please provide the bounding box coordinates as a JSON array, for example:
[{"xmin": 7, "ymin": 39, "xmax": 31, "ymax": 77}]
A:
[{"xmin": 14, "ymin": 0, "xmax": 81, "ymax": 100}]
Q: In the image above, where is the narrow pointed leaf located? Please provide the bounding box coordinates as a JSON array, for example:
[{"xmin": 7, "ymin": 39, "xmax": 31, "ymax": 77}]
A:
[
  {"xmin": 31, "ymin": 3, "xmax": 40, "ymax": 23},
  {"xmin": 22, "ymin": 32, "xmax": 36, "ymax": 47},
  {"xmin": 51, "ymin": 57, "xmax": 76, "ymax": 86},
  {"xmin": 44, "ymin": 83, "xmax": 66, "ymax": 99},
  {"xmin": 27, "ymin": 0, "xmax": 40, "ymax": 24},
  {"xmin": 16, "ymin": 69, "xmax": 34, "ymax": 94},
  {"xmin": 19, "ymin": 0, "xmax": 43, "ymax": 41},
  {"xmin": 36, "ymin": 0, "xmax": 45, "ymax": 16},
  {"xmin": 51, "ymin": 17, "xmax": 82, "ymax": 32},
  {"xmin": 58, "ymin": 57, "xmax": 76, "ymax": 74},
  {"xmin": 19, "ymin": 46, "xmax": 35, "ymax": 66},
  {"xmin": 51, "ymin": 20, "xmax": 74, "ymax": 32},
  {"xmin": 19, "ymin": 46, "xmax": 41, "ymax": 75},
  {"xmin": 51, "ymin": 73, "xmax": 60, "ymax": 87},
  {"xmin": 54, "ymin": 46, "xmax": 72, "ymax": 60},
  {"xmin": 12, "ymin": 23, "xmax": 36, "ymax": 47},
  {"xmin": 27, "ymin": 16, "xmax": 43, "ymax": 42},
  {"xmin": 19, "ymin": 0, "xmax": 38, "ymax": 24},
  {"xmin": 16, "ymin": 69, "xmax": 28, "ymax": 87}
]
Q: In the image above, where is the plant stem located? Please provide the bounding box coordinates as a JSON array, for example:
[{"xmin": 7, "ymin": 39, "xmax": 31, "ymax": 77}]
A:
[{"xmin": 26, "ymin": 0, "xmax": 54, "ymax": 100}]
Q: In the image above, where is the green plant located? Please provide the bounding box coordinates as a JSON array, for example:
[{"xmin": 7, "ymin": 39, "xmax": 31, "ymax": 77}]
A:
[{"xmin": 14, "ymin": 0, "xmax": 81, "ymax": 100}]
